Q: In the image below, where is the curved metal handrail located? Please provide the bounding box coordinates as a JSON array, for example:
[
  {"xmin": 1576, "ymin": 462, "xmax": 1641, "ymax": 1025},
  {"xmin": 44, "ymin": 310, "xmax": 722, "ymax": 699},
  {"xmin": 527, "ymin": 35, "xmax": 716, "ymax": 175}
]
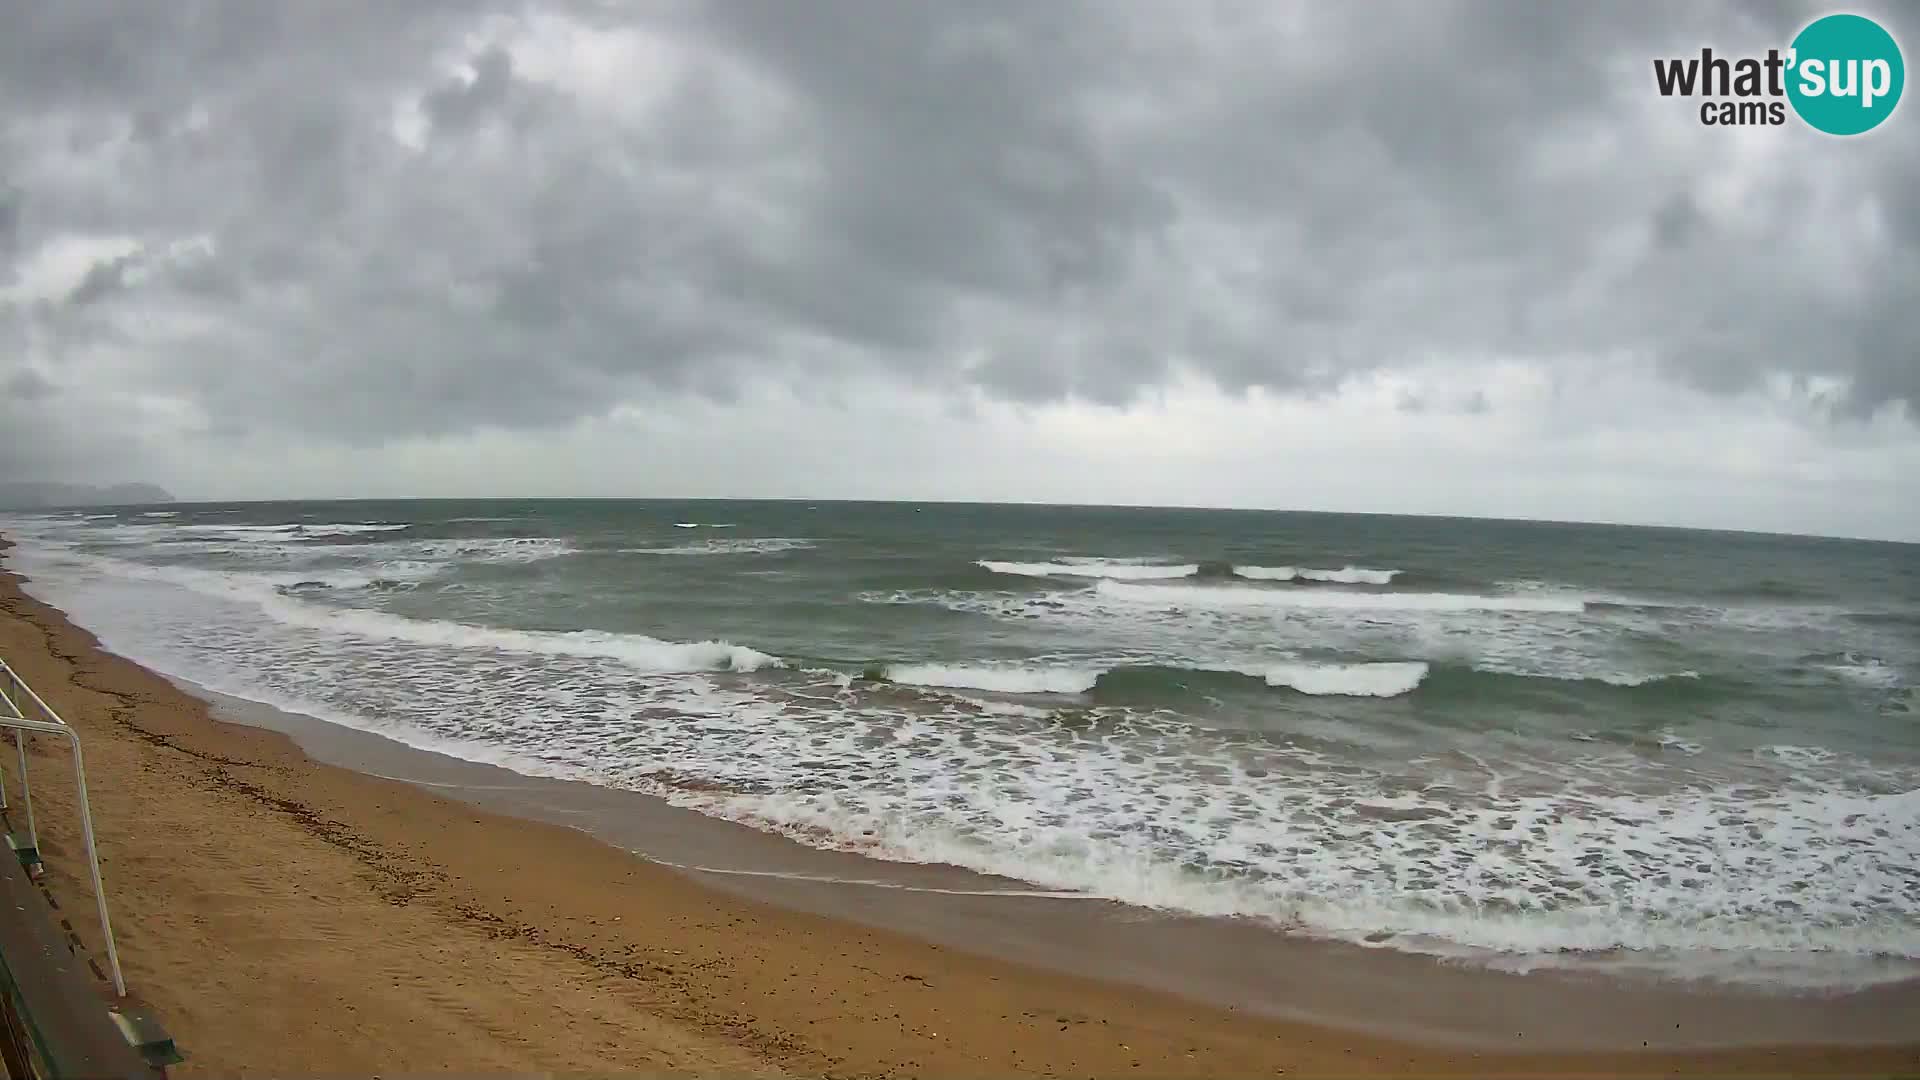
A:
[{"xmin": 0, "ymin": 658, "xmax": 124, "ymax": 999}]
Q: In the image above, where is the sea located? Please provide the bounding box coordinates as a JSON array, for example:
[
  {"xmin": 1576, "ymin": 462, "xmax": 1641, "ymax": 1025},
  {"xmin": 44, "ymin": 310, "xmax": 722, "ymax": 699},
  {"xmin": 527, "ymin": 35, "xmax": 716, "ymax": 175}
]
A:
[{"xmin": 3, "ymin": 500, "xmax": 1916, "ymax": 992}]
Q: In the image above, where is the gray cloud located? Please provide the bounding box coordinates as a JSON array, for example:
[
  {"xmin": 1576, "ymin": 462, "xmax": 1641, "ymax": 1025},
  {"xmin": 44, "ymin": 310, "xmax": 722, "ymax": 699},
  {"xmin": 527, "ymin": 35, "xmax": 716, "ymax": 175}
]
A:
[
  {"xmin": 1651, "ymin": 192, "xmax": 1705, "ymax": 252},
  {"xmin": 65, "ymin": 251, "xmax": 142, "ymax": 306},
  {"xmin": 3, "ymin": 369, "xmax": 54, "ymax": 401},
  {"xmin": 0, "ymin": 0, "xmax": 1915, "ymax": 496},
  {"xmin": 422, "ymin": 48, "xmax": 520, "ymax": 134}
]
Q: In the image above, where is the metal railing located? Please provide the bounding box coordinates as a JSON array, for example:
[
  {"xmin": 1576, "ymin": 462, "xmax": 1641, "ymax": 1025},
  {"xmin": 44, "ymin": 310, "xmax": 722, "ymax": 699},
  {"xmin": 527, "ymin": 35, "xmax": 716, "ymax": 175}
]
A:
[{"xmin": 0, "ymin": 658, "xmax": 124, "ymax": 999}]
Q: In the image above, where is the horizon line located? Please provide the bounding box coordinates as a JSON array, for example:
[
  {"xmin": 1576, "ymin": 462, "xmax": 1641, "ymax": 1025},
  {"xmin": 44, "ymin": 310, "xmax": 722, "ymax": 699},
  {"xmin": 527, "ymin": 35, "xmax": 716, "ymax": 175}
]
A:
[{"xmin": 4, "ymin": 493, "xmax": 1911, "ymax": 546}]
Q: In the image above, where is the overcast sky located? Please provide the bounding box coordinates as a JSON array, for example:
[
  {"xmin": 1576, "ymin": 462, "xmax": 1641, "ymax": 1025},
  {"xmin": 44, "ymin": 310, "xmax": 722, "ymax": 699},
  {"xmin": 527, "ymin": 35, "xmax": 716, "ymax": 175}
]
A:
[{"xmin": 2, "ymin": 1, "xmax": 1916, "ymax": 539}]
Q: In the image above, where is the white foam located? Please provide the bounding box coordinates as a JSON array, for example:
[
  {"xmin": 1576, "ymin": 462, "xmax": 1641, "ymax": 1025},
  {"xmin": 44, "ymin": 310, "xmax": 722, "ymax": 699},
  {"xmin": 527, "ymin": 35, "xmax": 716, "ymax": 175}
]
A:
[
  {"xmin": 1757, "ymin": 745, "xmax": 1838, "ymax": 767},
  {"xmin": 1096, "ymin": 580, "xmax": 1585, "ymax": 613},
  {"xmin": 886, "ymin": 663, "xmax": 1100, "ymax": 695},
  {"xmin": 1300, "ymin": 565, "xmax": 1401, "ymax": 584},
  {"xmin": 956, "ymin": 698, "xmax": 1060, "ymax": 720},
  {"xmin": 9, "ymin": 523, "xmax": 1917, "ymax": 993},
  {"xmin": 1819, "ymin": 654, "xmax": 1904, "ymax": 689},
  {"xmin": 174, "ymin": 524, "xmax": 301, "ymax": 542},
  {"xmin": 1058, "ymin": 556, "xmax": 1166, "ymax": 566},
  {"xmin": 1593, "ymin": 670, "xmax": 1700, "ymax": 687},
  {"xmin": 139, "ymin": 511, "xmax": 177, "ymax": 517},
  {"xmin": 295, "ymin": 523, "xmax": 411, "ymax": 537},
  {"xmin": 866, "ymin": 587, "xmax": 1612, "ymax": 692},
  {"xmin": 978, "ymin": 560, "xmax": 1200, "ymax": 580},
  {"xmin": 706, "ymin": 780, "xmax": 1920, "ymax": 990},
  {"xmin": 1655, "ymin": 730, "xmax": 1704, "ymax": 754},
  {"xmin": 314, "ymin": 609, "xmax": 779, "ymax": 672},
  {"xmin": 1233, "ymin": 565, "xmax": 1401, "ymax": 584},
  {"xmin": 280, "ymin": 560, "xmax": 449, "ymax": 591},
  {"xmin": 33, "ymin": 552, "xmax": 779, "ymax": 674},
  {"xmin": 407, "ymin": 537, "xmax": 576, "ymax": 564},
  {"xmin": 1258, "ymin": 661, "xmax": 1429, "ymax": 697},
  {"xmin": 882, "ymin": 658, "xmax": 1434, "ymax": 699},
  {"xmin": 224, "ymin": 535, "xmax": 573, "ymax": 566},
  {"xmin": 625, "ymin": 538, "xmax": 814, "ymax": 556}
]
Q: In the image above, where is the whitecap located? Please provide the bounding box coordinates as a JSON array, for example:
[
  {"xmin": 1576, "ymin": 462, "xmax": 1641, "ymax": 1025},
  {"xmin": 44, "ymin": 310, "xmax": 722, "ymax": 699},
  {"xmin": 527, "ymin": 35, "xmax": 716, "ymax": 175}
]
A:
[
  {"xmin": 977, "ymin": 560, "xmax": 1200, "ymax": 580},
  {"xmin": 1233, "ymin": 565, "xmax": 1401, "ymax": 584},
  {"xmin": 1097, "ymin": 580, "xmax": 1584, "ymax": 613},
  {"xmin": 884, "ymin": 663, "xmax": 1101, "ymax": 695},
  {"xmin": 1257, "ymin": 661, "xmax": 1429, "ymax": 697}
]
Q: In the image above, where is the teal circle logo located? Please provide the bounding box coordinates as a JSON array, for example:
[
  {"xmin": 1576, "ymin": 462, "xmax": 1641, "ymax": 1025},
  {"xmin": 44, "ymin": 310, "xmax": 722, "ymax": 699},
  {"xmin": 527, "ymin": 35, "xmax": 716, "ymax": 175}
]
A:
[{"xmin": 1787, "ymin": 14, "xmax": 1904, "ymax": 135}]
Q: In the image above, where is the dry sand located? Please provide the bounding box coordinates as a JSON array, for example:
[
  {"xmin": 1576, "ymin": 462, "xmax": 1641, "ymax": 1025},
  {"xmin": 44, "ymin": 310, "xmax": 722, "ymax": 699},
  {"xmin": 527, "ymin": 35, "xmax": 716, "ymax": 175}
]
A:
[{"xmin": 2, "ymin": 556, "xmax": 1916, "ymax": 1077}]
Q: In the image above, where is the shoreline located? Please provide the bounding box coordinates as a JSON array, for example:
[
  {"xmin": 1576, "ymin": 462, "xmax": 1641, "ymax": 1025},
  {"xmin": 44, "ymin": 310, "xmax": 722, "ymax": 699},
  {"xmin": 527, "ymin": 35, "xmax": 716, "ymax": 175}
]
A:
[
  {"xmin": 2, "ymin": 551, "xmax": 1917, "ymax": 1074},
  {"xmin": 180, "ymin": 678, "xmax": 1920, "ymax": 1053}
]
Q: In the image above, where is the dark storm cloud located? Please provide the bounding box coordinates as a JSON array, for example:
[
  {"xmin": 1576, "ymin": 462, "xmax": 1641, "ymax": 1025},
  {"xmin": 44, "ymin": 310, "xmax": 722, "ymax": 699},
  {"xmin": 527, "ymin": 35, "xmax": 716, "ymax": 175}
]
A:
[
  {"xmin": 65, "ymin": 251, "xmax": 142, "ymax": 306},
  {"xmin": 0, "ymin": 189, "xmax": 17, "ymax": 250},
  {"xmin": 0, "ymin": 0, "xmax": 1915, "ymax": 484},
  {"xmin": 1651, "ymin": 193, "xmax": 1705, "ymax": 251},
  {"xmin": 422, "ymin": 48, "xmax": 520, "ymax": 133},
  {"xmin": 3, "ymin": 369, "xmax": 53, "ymax": 401}
]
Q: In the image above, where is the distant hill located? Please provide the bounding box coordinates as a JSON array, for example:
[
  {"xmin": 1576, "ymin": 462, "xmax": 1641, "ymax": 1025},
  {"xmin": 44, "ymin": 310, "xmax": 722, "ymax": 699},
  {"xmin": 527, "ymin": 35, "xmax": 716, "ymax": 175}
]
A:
[{"xmin": 0, "ymin": 482, "xmax": 176, "ymax": 509}]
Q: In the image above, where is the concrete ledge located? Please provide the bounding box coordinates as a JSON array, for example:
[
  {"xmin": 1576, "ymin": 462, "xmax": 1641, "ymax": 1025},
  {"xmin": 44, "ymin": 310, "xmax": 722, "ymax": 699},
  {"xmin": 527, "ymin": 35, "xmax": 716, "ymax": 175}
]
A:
[{"xmin": 0, "ymin": 832, "xmax": 149, "ymax": 1078}]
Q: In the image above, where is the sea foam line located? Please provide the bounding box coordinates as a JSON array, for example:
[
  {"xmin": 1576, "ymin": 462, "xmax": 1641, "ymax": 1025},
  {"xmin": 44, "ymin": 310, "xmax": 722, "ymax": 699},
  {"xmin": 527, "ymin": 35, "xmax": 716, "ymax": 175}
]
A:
[
  {"xmin": 879, "ymin": 660, "xmax": 1431, "ymax": 698},
  {"xmin": 1258, "ymin": 661, "xmax": 1429, "ymax": 697},
  {"xmin": 41, "ymin": 553, "xmax": 780, "ymax": 674},
  {"xmin": 1096, "ymin": 580, "xmax": 1585, "ymax": 613},
  {"xmin": 885, "ymin": 663, "xmax": 1104, "ymax": 695},
  {"xmin": 977, "ymin": 559, "xmax": 1199, "ymax": 580},
  {"xmin": 625, "ymin": 538, "xmax": 815, "ymax": 556},
  {"xmin": 1232, "ymin": 564, "xmax": 1400, "ymax": 584}
]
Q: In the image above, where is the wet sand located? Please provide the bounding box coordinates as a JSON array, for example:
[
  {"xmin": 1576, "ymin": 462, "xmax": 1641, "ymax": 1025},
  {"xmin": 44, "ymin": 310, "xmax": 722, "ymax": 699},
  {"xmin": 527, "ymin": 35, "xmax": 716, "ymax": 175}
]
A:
[
  {"xmin": 188, "ymin": 683, "xmax": 1920, "ymax": 1054},
  {"xmin": 3, "ymin": 550, "xmax": 1917, "ymax": 1075}
]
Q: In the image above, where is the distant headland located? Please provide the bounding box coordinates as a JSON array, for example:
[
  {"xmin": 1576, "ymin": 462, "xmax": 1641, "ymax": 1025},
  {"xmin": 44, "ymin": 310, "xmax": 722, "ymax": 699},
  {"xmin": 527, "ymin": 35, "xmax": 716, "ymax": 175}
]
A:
[{"xmin": 0, "ymin": 482, "xmax": 176, "ymax": 509}]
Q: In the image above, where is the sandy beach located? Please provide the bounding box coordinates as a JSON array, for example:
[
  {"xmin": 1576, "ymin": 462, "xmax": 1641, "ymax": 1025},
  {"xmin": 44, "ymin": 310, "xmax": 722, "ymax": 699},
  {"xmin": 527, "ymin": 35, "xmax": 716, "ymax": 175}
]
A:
[{"xmin": 3, "ymin": 550, "xmax": 1917, "ymax": 1077}]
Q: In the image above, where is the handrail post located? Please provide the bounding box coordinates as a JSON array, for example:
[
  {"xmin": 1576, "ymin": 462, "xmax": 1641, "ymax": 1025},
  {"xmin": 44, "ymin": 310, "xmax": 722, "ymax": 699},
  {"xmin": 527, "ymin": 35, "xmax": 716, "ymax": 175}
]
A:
[
  {"xmin": 14, "ymin": 732, "xmax": 33, "ymax": 854},
  {"xmin": 67, "ymin": 737, "xmax": 124, "ymax": 998},
  {"xmin": 0, "ymin": 665, "xmax": 11, "ymax": 811}
]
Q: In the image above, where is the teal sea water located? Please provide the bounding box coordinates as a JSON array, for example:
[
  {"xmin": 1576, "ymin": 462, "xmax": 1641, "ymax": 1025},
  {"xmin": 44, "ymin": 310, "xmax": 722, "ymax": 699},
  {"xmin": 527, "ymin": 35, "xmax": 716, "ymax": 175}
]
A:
[{"xmin": 4, "ymin": 500, "xmax": 1916, "ymax": 989}]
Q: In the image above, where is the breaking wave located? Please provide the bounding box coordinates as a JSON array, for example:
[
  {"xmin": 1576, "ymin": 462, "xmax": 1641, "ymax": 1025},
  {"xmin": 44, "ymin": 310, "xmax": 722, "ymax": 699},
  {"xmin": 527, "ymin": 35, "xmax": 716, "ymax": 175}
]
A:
[
  {"xmin": 38, "ymin": 554, "xmax": 778, "ymax": 674},
  {"xmin": 977, "ymin": 559, "xmax": 1200, "ymax": 580},
  {"xmin": 1232, "ymin": 564, "xmax": 1401, "ymax": 584},
  {"xmin": 1095, "ymin": 580, "xmax": 1585, "ymax": 613},
  {"xmin": 626, "ymin": 538, "xmax": 815, "ymax": 556},
  {"xmin": 883, "ymin": 663, "xmax": 1103, "ymax": 695},
  {"xmin": 860, "ymin": 658, "xmax": 1720, "ymax": 705}
]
